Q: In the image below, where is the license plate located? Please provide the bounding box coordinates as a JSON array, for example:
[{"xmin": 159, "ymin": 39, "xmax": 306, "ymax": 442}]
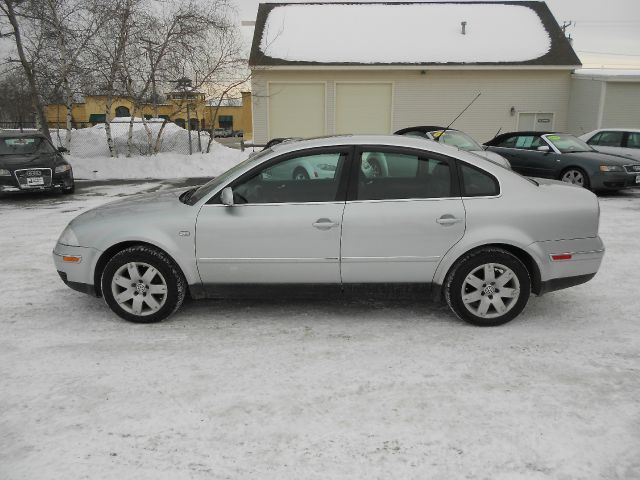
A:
[
  {"xmin": 636, "ymin": 175, "xmax": 640, "ymax": 184},
  {"xmin": 26, "ymin": 176, "xmax": 44, "ymax": 186}
]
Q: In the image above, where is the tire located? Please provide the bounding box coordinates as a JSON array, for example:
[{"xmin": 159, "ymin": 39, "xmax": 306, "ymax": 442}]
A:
[
  {"xmin": 101, "ymin": 246, "xmax": 187, "ymax": 323},
  {"xmin": 560, "ymin": 167, "xmax": 590, "ymax": 189},
  {"xmin": 444, "ymin": 248, "xmax": 531, "ymax": 327},
  {"xmin": 292, "ymin": 167, "xmax": 310, "ymax": 180}
]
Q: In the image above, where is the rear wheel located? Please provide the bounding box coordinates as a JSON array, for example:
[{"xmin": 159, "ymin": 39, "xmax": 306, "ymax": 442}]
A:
[
  {"xmin": 445, "ymin": 248, "xmax": 531, "ymax": 326},
  {"xmin": 560, "ymin": 167, "xmax": 590, "ymax": 189},
  {"xmin": 101, "ymin": 246, "xmax": 186, "ymax": 323}
]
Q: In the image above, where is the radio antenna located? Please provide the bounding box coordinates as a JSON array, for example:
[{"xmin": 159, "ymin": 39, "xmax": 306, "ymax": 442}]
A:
[{"xmin": 437, "ymin": 92, "xmax": 482, "ymax": 141}]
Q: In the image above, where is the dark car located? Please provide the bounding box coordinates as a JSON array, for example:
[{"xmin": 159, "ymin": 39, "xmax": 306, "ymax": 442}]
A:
[
  {"xmin": 0, "ymin": 132, "xmax": 74, "ymax": 195},
  {"xmin": 395, "ymin": 126, "xmax": 511, "ymax": 169},
  {"xmin": 484, "ymin": 131, "xmax": 640, "ymax": 191}
]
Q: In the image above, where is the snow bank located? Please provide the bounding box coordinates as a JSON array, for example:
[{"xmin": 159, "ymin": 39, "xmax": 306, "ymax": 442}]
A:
[
  {"xmin": 261, "ymin": 4, "xmax": 551, "ymax": 64},
  {"xmin": 49, "ymin": 119, "xmax": 251, "ymax": 180}
]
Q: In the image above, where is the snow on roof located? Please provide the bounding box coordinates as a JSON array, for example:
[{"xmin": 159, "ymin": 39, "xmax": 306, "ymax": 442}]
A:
[{"xmin": 252, "ymin": 2, "xmax": 566, "ymax": 66}]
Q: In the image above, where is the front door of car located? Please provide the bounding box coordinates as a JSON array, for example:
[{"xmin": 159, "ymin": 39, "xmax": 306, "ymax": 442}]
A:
[
  {"xmin": 340, "ymin": 148, "xmax": 465, "ymax": 283},
  {"xmin": 492, "ymin": 135, "xmax": 557, "ymax": 178},
  {"xmin": 195, "ymin": 148, "xmax": 350, "ymax": 286}
]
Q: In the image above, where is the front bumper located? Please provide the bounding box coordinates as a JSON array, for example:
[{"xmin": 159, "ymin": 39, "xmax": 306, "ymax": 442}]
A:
[
  {"xmin": 0, "ymin": 167, "xmax": 73, "ymax": 193},
  {"xmin": 591, "ymin": 171, "xmax": 640, "ymax": 190},
  {"xmin": 53, "ymin": 244, "xmax": 101, "ymax": 297}
]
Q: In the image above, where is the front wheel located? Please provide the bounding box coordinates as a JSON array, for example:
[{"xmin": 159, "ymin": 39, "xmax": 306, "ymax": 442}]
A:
[
  {"xmin": 560, "ymin": 168, "xmax": 590, "ymax": 189},
  {"xmin": 444, "ymin": 248, "xmax": 531, "ymax": 326},
  {"xmin": 101, "ymin": 246, "xmax": 187, "ymax": 323}
]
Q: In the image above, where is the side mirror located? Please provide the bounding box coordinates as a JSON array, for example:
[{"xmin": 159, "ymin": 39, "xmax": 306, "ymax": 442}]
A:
[
  {"xmin": 536, "ymin": 145, "xmax": 550, "ymax": 153},
  {"xmin": 220, "ymin": 187, "xmax": 234, "ymax": 206},
  {"xmin": 57, "ymin": 147, "xmax": 68, "ymax": 153}
]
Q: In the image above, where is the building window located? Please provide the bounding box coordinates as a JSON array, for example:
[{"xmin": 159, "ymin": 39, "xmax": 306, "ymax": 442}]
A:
[
  {"xmin": 219, "ymin": 115, "xmax": 233, "ymax": 129},
  {"xmin": 115, "ymin": 106, "xmax": 130, "ymax": 117},
  {"xmin": 89, "ymin": 113, "xmax": 106, "ymax": 125},
  {"xmin": 174, "ymin": 118, "xmax": 186, "ymax": 128},
  {"xmin": 189, "ymin": 118, "xmax": 199, "ymax": 131},
  {"xmin": 159, "ymin": 115, "xmax": 170, "ymax": 121}
]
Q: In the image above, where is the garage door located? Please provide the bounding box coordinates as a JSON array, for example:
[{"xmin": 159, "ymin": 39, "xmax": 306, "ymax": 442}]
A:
[
  {"xmin": 335, "ymin": 83, "xmax": 392, "ymax": 135},
  {"xmin": 268, "ymin": 83, "xmax": 325, "ymax": 139}
]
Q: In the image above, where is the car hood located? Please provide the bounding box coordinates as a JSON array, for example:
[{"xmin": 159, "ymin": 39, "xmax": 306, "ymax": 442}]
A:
[
  {"xmin": 75, "ymin": 189, "xmax": 186, "ymax": 221},
  {"xmin": 564, "ymin": 150, "xmax": 639, "ymax": 166},
  {"xmin": 0, "ymin": 153, "xmax": 57, "ymax": 167}
]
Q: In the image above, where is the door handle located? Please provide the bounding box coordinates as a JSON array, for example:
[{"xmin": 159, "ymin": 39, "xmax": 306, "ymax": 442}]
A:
[
  {"xmin": 436, "ymin": 215, "xmax": 463, "ymax": 226},
  {"xmin": 312, "ymin": 218, "xmax": 340, "ymax": 230}
]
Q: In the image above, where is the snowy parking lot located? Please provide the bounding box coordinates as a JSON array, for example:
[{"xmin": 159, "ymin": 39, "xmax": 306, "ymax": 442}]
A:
[{"xmin": 1, "ymin": 181, "xmax": 639, "ymax": 479}]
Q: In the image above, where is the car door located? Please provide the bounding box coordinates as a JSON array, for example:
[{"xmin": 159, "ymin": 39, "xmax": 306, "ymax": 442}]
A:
[
  {"xmin": 491, "ymin": 134, "xmax": 557, "ymax": 178},
  {"xmin": 340, "ymin": 147, "xmax": 465, "ymax": 284},
  {"xmin": 195, "ymin": 147, "xmax": 350, "ymax": 287}
]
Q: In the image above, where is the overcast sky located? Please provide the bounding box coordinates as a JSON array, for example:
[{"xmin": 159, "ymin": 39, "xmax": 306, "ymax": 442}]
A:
[{"xmin": 236, "ymin": 0, "xmax": 640, "ymax": 68}]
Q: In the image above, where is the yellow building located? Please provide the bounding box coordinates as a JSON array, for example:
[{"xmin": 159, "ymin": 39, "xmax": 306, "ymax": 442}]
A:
[{"xmin": 46, "ymin": 90, "xmax": 253, "ymax": 138}]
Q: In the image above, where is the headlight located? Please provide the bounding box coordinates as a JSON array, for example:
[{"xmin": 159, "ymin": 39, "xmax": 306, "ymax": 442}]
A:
[
  {"xmin": 0, "ymin": 168, "xmax": 10, "ymax": 176},
  {"xmin": 599, "ymin": 165, "xmax": 624, "ymax": 172},
  {"xmin": 57, "ymin": 224, "xmax": 79, "ymax": 246},
  {"xmin": 55, "ymin": 164, "xmax": 71, "ymax": 174}
]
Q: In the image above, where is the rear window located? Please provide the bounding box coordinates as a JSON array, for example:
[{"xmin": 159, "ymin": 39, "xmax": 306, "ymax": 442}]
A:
[{"xmin": 460, "ymin": 163, "xmax": 499, "ymax": 197}]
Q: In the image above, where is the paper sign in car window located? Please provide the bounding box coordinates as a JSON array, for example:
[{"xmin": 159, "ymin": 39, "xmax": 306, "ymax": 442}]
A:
[
  {"xmin": 547, "ymin": 135, "xmax": 561, "ymax": 141},
  {"xmin": 515, "ymin": 136, "xmax": 534, "ymax": 148},
  {"xmin": 6, "ymin": 138, "xmax": 35, "ymax": 146}
]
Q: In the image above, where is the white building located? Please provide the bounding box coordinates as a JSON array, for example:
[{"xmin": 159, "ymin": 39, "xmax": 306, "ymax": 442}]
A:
[
  {"xmin": 568, "ymin": 69, "xmax": 640, "ymax": 135},
  {"xmin": 249, "ymin": 1, "xmax": 581, "ymax": 144}
]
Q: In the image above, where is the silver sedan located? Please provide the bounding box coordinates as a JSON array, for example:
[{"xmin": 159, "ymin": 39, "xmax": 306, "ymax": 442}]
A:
[{"xmin": 53, "ymin": 135, "xmax": 604, "ymax": 326}]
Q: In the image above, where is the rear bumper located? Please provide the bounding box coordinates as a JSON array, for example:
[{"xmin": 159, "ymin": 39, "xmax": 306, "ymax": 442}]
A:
[{"xmin": 530, "ymin": 236, "xmax": 604, "ymax": 295}]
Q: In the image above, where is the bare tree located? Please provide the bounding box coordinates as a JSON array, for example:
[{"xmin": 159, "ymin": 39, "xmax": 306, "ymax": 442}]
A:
[{"xmin": 0, "ymin": 0, "xmax": 50, "ymax": 139}]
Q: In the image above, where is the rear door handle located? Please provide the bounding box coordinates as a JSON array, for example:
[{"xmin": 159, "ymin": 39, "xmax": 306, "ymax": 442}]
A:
[
  {"xmin": 313, "ymin": 218, "xmax": 340, "ymax": 230},
  {"xmin": 436, "ymin": 215, "xmax": 463, "ymax": 226}
]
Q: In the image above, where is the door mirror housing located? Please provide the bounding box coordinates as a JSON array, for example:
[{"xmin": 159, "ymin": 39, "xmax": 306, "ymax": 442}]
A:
[
  {"xmin": 220, "ymin": 187, "xmax": 234, "ymax": 206},
  {"xmin": 57, "ymin": 146, "xmax": 69, "ymax": 153},
  {"xmin": 536, "ymin": 145, "xmax": 551, "ymax": 153}
]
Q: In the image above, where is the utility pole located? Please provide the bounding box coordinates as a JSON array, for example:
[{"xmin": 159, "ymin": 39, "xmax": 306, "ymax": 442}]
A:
[{"xmin": 141, "ymin": 38, "xmax": 160, "ymax": 118}]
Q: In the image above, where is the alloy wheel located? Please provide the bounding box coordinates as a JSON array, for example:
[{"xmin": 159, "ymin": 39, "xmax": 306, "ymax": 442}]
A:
[{"xmin": 460, "ymin": 263, "xmax": 521, "ymax": 319}]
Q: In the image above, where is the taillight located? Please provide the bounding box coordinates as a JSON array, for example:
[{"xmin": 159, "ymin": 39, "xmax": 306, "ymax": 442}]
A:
[{"xmin": 551, "ymin": 254, "xmax": 572, "ymax": 261}]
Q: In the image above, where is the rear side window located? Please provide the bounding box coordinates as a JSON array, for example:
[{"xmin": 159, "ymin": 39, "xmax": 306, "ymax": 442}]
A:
[
  {"xmin": 626, "ymin": 132, "xmax": 640, "ymax": 149},
  {"xmin": 460, "ymin": 163, "xmax": 499, "ymax": 197},
  {"xmin": 589, "ymin": 131, "xmax": 624, "ymax": 147},
  {"xmin": 356, "ymin": 151, "xmax": 453, "ymax": 200}
]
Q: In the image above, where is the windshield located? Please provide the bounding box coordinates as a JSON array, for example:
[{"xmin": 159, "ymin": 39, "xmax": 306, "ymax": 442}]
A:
[
  {"xmin": 0, "ymin": 136, "xmax": 54, "ymax": 155},
  {"xmin": 184, "ymin": 148, "xmax": 273, "ymax": 205},
  {"xmin": 432, "ymin": 130, "xmax": 482, "ymax": 152},
  {"xmin": 543, "ymin": 134, "xmax": 593, "ymax": 153}
]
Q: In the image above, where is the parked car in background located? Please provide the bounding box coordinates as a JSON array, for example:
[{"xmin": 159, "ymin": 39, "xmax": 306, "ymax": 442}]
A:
[
  {"xmin": 395, "ymin": 126, "xmax": 512, "ymax": 169},
  {"xmin": 54, "ymin": 135, "xmax": 604, "ymax": 327},
  {"xmin": 213, "ymin": 128, "xmax": 233, "ymax": 138},
  {"xmin": 0, "ymin": 132, "xmax": 74, "ymax": 195},
  {"xmin": 579, "ymin": 129, "xmax": 640, "ymax": 162},
  {"xmin": 484, "ymin": 131, "xmax": 640, "ymax": 191}
]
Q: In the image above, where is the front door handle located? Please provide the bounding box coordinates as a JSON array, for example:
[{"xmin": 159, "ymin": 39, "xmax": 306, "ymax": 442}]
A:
[
  {"xmin": 312, "ymin": 218, "xmax": 340, "ymax": 230},
  {"xmin": 436, "ymin": 215, "xmax": 463, "ymax": 226}
]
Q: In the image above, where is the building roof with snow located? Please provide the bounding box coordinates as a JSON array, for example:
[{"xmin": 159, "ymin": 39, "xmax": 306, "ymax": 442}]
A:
[{"xmin": 249, "ymin": 1, "xmax": 581, "ymax": 68}]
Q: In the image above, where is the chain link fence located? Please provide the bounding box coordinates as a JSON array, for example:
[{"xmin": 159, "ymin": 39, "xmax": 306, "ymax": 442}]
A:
[{"xmin": 0, "ymin": 120, "xmax": 225, "ymax": 157}]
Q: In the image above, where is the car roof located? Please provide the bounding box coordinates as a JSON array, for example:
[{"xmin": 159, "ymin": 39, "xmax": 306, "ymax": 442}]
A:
[
  {"xmin": 587, "ymin": 128, "xmax": 640, "ymax": 133},
  {"xmin": 267, "ymin": 134, "xmax": 494, "ymax": 163},
  {"xmin": 394, "ymin": 125, "xmax": 453, "ymax": 135},
  {"xmin": 0, "ymin": 130, "xmax": 48, "ymax": 139}
]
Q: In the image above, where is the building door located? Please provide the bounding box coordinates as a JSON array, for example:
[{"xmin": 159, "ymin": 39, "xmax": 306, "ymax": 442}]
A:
[
  {"xmin": 335, "ymin": 83, "xmax": 392, "ymax": 135},
  {"xmin": 268, "ymin": 83, "xmax": 325, "ymax": 140},
  {"xmin": 518, "ymin": 112, "xmax": 554, "ymax": 131}
]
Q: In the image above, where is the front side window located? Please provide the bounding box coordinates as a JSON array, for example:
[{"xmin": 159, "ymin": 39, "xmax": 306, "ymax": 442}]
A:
[
  {"xmin": 356, "ymin": 151, "xmax": 453, "ymax": 200},
  {"xmin": 588, "ymin": 131, "xmax": 623, "ymax": 147},
  {"xmin": 232, "ymin": 152, "xmax": 345, "ymax": 204},
  {"xmin": 460, "ymin": 163, "xmax": 499, "ymax": 197},
  {"xmin": 511, "ymin": 135, "xmax": 545, "ymax": 150}
]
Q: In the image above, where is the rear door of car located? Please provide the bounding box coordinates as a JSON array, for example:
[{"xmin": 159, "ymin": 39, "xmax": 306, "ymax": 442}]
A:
[{"xmin": 340, "ymin": 146, "xmax": 465, "ymax": 284}]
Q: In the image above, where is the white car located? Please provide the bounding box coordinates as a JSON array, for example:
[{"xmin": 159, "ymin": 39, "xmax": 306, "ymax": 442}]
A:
[
  {"xmin": 579, "ymin": 129, "xmax": 640, "ymax": 162},
  {"xmin": 54, "ymin": 135, "xmax": 604, "ymax": 327}
]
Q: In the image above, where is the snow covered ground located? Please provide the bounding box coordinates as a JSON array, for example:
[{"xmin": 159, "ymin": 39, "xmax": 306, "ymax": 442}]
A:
[
  {"xmin": 48, "ymin": 120, "xmax": 252, "ymax": 180},
  {"xmin": 0, "ymin": 183, "xmax": 639, "ymax": 479}
]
